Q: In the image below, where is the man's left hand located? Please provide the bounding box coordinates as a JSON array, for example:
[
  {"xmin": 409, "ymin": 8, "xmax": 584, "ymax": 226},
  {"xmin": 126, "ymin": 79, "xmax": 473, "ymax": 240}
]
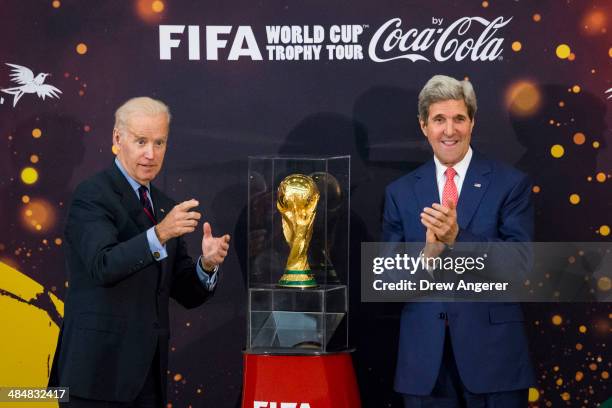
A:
[
  {"xmin": 201, "ymin": 222, "xmax": 231, "ymax": 271},
  {"xmin": 420, "ymin": 201, "xmax": 458, "ymax": 246}
]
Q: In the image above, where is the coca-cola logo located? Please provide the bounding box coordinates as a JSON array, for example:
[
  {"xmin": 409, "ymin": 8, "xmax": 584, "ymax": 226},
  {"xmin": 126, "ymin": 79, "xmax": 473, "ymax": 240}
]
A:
[{"xmin": 368, "ymin": 16, "xmax": 512, "ymax": 63}]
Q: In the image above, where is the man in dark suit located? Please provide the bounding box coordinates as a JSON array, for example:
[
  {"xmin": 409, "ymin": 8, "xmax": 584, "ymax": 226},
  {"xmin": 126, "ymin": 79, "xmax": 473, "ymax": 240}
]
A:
[
  {"xmin": 383, "ymin": 76, "xmax": 535, "ymax": 407},
  {"xmin": 49, "ymin": 97, "xmax": 231, "ymax": 407}
]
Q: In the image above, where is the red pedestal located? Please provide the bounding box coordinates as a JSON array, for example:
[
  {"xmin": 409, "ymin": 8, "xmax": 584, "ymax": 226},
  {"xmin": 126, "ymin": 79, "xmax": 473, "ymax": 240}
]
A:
[{"xmin": 241, "ymin": 351, "xmax": 361, "ymax": 408}]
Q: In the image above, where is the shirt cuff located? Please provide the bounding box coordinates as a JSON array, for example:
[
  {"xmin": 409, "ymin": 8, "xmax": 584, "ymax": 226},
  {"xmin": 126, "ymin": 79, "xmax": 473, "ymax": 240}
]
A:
[
  {"xmin": 146, "ymin": 227, "xmax": 168, "ymax": 261},
  {"xmin": 420, "ymin": 249, "xmax": 436, "ymax": 279},
  {"xmin": 196, "ymin": 256, "xmax": 219, "ymax": 291}
]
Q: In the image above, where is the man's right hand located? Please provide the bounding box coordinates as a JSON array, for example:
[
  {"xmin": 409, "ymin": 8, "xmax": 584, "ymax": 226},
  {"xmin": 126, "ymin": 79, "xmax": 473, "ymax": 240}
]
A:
[
  {"xmin": 423, "ymin": 227, "xmax": 445, "ymax": 259},
  {"xmin": 154, "ymin": 199, "xmax": 201, "ymax": 245}
]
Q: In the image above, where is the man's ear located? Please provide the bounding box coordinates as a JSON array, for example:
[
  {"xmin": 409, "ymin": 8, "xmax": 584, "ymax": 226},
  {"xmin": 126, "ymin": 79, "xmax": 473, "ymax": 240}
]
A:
[
  {"xmin": 419, "ymin": 117, "xmax": 428, "ymax": 137},
  {"xmin": 112, "ymin": 128, "xmax": 121, "ymax": 148}
]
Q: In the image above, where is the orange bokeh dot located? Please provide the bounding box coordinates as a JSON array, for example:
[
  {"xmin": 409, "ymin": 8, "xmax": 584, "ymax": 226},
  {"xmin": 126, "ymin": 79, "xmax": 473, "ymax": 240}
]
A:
[
  {"xmin": 152, "ymin": 0, "xmax": 164, "ymax": 13},
  {"xmin": 578, "ymin": 325, "xmax": 587, "ymax": 333},
  {"xmin": 21, "ymin": 199, "xmax": 56, "ymax": 233},
  {"xmin": 602, "ymin": 371, "xmax": 610, "ymax": 379},
  {"xmin": 581, "ymin": 10, "xmax": 607, "ymax": 35},
  {"xmin": 532, "ymin": 185, "xmax": 540, "ymax": 193},
  {"xmin": 533, "ymin": 14, "xmax": 541, "ymax": 22},
  {"xmin": 558, "ymin": 101, "xmax": 565, "ymax": 107},
  {"xmin": 569, "ymin": 194, "xmax": 580, "ymax": 205},
  {"xmin": 173, "ymin": 373, "xmax": 182, "ymax": 381},
  {"xmin": 482, "ymin": 1, "xmax": 489, "ymax": 8},
  {"xmin": 589, "ymin": 363, "xmax": 598, "ymax": 371},
  {"xmin": 576, "ymin": 343, "xmax": 583, "ymax": 351},
  {"xmin": 76, "ymin": 43, "xmax": 88, "ymax": 55},
  {"xmin": 573, "ymin": 132, "xmax": 585, "ymax": 145},
  {"xmin": 550, "ymin": 144, "xmax": 564, "ymax": 158},
  {"xmin": 568, "ymin": 53, "xmax": 576, "ymax": 61},
  {"xmin": 595, "ymin": 172, "xmax": 606, "ymax": 182},
  {"xmin": 505, "ymin": 80, "xmax": 542, "ymax": 117},
  {"xmin": 32, "ymin": 128, "xmax": 42, "ymax": 138},
  {"xmin": 52, "ymin": 0, "xmax": 61, "ymax": 8},
  {"xmin": 512, "ymin": 41, "xmax": 522, "ymax": 52},
  {"xmin": 572, "ymin": 85, "xmax": 581, "ymax": 93},
  {"xmin": 592, "ymin": 141, "xmax": 600, "ymax": 148},
  {"xmin": 54, "ymin": 238, "xmax": 62, "ymax": 245},
  {"xmin": 21, "ymin": 195, "xmax": 30, "ymax": 204},
  {"xmin": 30, "ymin": 154, "xmax": 39, "ymax": 163},
  {"xmin": 136, "ymin": 0, "xmax": 165, "ymax": 22},
  {"xmin": 552, "ymin": 315, "xmax": 562, "ymax": 325}
]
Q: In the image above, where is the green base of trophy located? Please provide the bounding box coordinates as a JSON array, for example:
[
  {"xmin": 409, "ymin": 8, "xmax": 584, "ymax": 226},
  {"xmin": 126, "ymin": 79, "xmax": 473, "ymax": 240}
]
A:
[{"xmin": 277, "ymin": 270, "xmax": 317, "ymax": 288}]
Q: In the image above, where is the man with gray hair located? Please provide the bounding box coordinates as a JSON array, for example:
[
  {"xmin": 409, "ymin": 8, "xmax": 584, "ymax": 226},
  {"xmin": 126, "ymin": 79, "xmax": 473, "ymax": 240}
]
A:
[
  {"xmin": 50, "ymin": 97, "xmax": 231, "ymax": 407},
  {"xmin": 383, "ymin": 75, "xmax": 535, "ymax": 406}
]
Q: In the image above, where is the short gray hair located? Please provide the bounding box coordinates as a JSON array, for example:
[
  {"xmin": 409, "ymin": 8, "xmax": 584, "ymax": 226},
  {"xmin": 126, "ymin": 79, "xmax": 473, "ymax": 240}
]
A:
[
  {"xmin": 418, "ymin": 75, "xmax": 477, "ymax": 122},
  {"xmin": 114, "ymin": 97, "xmax": 171, "ymax": 131}
]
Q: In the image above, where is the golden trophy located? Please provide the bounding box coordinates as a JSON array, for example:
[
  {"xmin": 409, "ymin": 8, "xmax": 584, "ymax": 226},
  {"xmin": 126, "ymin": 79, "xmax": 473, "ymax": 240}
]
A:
[{"xmin": 276, "ymin": 174, "xmax": 320, "ymax": 288}]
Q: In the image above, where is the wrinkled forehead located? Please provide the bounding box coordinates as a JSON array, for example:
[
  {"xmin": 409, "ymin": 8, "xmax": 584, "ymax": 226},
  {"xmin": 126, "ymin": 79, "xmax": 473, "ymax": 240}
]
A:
[
  {"xmin": 124, "ymin": 113, "xmax": 170, "ymax": 137},
  {"xmin": 427, "ymin": 99, "xmax": 470, "ymax": 117}
]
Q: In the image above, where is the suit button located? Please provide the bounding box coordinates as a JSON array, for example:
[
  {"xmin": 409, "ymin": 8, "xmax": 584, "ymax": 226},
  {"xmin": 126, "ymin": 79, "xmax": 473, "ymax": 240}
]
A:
[
  {"xmin": 439, "ymin": 312, "xmax": 447, "ymax": 320},
  {"xmin": 153, "ymin": 252, "xmax": 160, "ymax": 259}
]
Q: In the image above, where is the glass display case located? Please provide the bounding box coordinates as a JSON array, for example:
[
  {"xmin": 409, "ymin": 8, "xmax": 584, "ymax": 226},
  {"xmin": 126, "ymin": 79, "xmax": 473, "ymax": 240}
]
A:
[{"xmin": 246, "ymin": 156, "xmax": 350, "ymax": 354}]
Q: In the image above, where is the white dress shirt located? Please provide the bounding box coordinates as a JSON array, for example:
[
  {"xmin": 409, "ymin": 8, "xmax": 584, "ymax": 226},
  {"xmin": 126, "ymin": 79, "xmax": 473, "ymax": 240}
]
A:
[{"xmin": 433, "ymin": 146, "xmax": 473, "ymax": 203}]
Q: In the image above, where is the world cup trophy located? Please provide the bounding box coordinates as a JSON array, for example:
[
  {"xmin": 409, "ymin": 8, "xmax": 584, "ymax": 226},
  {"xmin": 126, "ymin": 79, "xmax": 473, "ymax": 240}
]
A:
[{"xmin": 276, "ymin": 174, "xmax": 320, "ymax": 288}]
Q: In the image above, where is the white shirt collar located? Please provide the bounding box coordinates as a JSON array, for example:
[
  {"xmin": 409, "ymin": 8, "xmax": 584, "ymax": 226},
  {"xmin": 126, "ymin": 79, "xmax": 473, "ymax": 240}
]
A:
[{"xmin": 433, "ymin": 146, "xmax": 473, "ymax": 183}]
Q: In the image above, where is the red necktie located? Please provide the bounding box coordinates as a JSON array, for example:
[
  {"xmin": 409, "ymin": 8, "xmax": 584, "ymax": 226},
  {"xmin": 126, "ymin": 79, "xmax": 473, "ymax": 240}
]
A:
[
  {"xmin": 442, "ymin": 167, "xmax": 458, "ymax": 207},
  {"xmin": 138, "ymin": 186, "xmax": 157, "ymax": 225}
]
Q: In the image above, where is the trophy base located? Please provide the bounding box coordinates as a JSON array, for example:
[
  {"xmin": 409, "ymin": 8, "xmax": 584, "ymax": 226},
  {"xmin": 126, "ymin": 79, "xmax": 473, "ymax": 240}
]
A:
[{"xmin": 277, "ymin": 270, "xmax": 317, "ymax": 288}]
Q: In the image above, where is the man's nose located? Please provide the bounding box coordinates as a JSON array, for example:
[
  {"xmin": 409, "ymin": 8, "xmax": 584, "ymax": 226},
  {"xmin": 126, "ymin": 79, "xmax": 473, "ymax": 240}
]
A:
[
  {"xmin": 444, "ymin": 121, "xmax": 453, "ymax": 136},
  {"xmin": 144, "ymin": 144, "xmax": 154, "ymax": 159}
]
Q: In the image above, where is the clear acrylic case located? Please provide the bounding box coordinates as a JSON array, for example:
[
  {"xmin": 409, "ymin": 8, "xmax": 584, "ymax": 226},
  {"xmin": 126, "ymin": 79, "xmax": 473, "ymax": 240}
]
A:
[{"xmin": 247, "ymin": 156, "xmax": 350, "ymax": 354}]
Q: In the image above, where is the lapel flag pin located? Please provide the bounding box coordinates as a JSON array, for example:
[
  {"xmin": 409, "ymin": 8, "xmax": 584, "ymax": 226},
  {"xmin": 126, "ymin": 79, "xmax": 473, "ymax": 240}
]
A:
[
  {"xmin": 160, "ymin": 208, "xmax": 165, "ymax": 213},
  {"xmin": 474, "ymin": 183, "xmax": 482, "ymax": 188}
]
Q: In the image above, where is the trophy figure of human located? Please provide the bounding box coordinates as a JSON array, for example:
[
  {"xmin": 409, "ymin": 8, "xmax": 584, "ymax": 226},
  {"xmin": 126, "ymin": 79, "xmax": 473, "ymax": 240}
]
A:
[{"xmin": 276, "ymin": 174, "xmax": 320, "ymax": 288}]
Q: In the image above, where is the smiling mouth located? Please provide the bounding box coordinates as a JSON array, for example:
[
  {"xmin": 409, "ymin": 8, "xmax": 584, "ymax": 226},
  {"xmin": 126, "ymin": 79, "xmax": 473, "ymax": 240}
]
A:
[{"xmin": 441, "ymin": 140, "xmax": 459, "ymax": 147}]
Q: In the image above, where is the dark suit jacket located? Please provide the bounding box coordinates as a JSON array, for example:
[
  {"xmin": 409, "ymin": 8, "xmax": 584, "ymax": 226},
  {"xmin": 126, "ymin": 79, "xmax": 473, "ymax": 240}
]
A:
[
  {"xmin": 382, "ymin": 150, "xmax": 536, "ymax": 395},
  {"xmin": 49, "ymin": 163, "xmax": 214, "ymax": 403}
]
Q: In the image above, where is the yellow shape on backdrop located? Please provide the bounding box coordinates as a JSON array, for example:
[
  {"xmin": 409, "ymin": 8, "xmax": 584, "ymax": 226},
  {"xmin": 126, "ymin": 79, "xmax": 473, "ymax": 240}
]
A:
[{"xmin": 0, "ymin": 261, "xmax": 63, "ymax": 408}]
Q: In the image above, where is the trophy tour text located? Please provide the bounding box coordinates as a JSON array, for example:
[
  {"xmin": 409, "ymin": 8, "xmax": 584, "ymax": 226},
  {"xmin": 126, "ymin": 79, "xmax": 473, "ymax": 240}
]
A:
[{"xmin": 159, "ymin": 16, "xmax": 512, "ymax": 62}]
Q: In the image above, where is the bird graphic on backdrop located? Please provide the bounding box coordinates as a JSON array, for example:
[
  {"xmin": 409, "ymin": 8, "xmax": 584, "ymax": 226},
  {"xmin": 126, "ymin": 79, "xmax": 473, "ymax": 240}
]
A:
[{"xmin": 1, "ymin": 63, "xmax": 62, "ymax": 107}]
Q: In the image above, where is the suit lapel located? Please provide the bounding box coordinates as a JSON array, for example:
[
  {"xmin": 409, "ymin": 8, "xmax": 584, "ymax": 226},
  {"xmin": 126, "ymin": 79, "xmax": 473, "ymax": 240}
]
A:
[
  {"xmin": 457, "ymin": 152, "xmax": 491, "ymax": 229},
  {"xmin": 107, "ymin": 164, "xmax": 153, "ymax": 232},
  {"xmin": 414, "ymin": 159, "xmax": 439, "ymax": 211}
]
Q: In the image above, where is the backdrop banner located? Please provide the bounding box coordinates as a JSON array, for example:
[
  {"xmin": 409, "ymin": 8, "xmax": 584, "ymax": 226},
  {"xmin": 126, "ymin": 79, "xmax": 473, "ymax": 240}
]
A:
[{"xmin": 0, "ymin": 1, "xmax": 610, "ymax": 407}]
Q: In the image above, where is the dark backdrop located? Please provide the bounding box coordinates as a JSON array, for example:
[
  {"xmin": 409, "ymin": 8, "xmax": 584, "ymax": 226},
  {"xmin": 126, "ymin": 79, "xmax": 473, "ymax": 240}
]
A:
[{"xmin": 0, "ymin": 1, "xmax": 610, "ymax": 406}]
